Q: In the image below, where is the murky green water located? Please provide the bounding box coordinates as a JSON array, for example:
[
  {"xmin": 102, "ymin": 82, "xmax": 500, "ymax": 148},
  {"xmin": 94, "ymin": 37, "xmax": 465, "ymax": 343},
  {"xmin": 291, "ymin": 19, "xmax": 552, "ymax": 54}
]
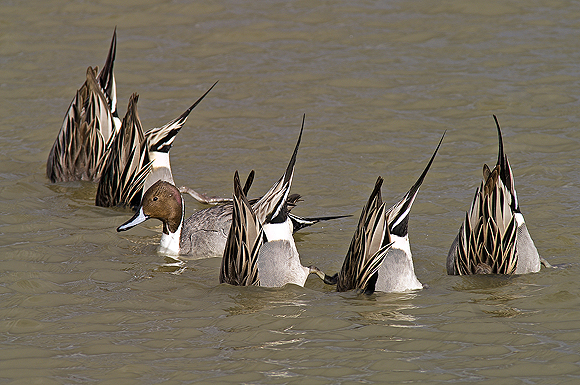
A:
[{"xmin": 2, "ymin": 0, "xmax": 580, "ymax": 383}]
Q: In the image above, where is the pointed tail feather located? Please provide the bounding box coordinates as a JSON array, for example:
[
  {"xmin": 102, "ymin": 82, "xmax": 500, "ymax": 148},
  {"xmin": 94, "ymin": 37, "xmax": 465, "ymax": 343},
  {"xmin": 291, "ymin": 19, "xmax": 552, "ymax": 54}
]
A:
[
  {"xmin": 146, "ymin": 81, "xmax": 218, "ymax": 153},
  {"xmin": 97, "ymin": 27, "xmax": 117, "ymax": 117},
  {"xmin": 243, "ymin": 170, "xmax": 255, "ymax": 196},
  {"xmin": 493, "ymin": 115, "xmax": 519, "ymax": 212},
  {"xmin": 253, "ymin": 114, "xmax": 305, "ymax": 224},
  {"xmin": 288, "ymin": 213, "xmax": 352, "ymax": 232},
  {"xmin": 387, "ymin": 132, "xmax": 445, "ymax": 237}
]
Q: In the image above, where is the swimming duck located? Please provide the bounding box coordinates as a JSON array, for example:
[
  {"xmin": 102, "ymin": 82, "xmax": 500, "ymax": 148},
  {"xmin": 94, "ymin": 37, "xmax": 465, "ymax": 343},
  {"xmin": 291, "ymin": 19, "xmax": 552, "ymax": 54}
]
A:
[
  {"xmin": 446, "ymin": 116, "xmax": 543, "ymax": 275},
  {"xmin": 333, "ymin": 135, "xmax": 444, "ymax": 294},
  {"xmin": 47, "ymin": 28, "xmax": 119, "ymax": 182},
  {"xmin": 95, "ymin": 82, "xmax": 216, "ymax": 208},
  {"xmin": 117, "ymin": 117, "xmax": 348, "ymax": 258},
  {"xmin": 220, "ymin": 120, "xmax": 334, "ymax": 287}
]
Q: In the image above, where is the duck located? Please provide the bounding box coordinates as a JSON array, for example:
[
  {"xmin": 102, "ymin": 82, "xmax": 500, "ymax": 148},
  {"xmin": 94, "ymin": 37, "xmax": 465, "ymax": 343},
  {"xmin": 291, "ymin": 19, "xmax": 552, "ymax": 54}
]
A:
[
  {"xmin": 446, "ymin": 116, "xmax": 545, "ymax": 275},
  {"xmin": 333, "ymin": 134, "xmax": 444, "ymax": 294},
  {"xmin": 47, "ymin": 28, "xmax": 119, "ymax": 183},
  {"xmin": 334, "ymin": 176, "xmax": 393, "ymax": 293},
  {"xmin": 220, "ymin": 119, "xmax": 335, "ymax": 287},
  {"xmin": 46, "ymin": 28, "xmax": 219, "ymax": 209},
  {"xmin": 95, "ymin": 82, "xmax": 216, "ymax": 208},
  {"xmin": 117, "ymin": 116, "xmax": 349, "ymax": 259},
  {"xmin": 219, "ymin": 171, "xmax": 333, "ymax": 287}
]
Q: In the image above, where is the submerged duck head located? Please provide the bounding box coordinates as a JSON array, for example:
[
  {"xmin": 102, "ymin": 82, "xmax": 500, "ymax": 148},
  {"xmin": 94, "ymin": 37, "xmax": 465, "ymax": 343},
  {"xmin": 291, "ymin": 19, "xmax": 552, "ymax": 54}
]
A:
[
  {"xmin": 117, "ymin": 180, "xmax": 183, "ymax": 235},
  {"xmin": 446, "ymin": 115, "xmax": 542, "ymax": 275}
]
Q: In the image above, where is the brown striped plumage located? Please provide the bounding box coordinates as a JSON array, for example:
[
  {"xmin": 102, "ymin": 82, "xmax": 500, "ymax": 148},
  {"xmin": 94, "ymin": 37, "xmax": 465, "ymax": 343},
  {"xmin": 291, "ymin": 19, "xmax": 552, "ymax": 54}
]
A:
[
  {"xmin": 47, "ymin": 29, "xmax": 118, "ymax": 183},
  {"xmin": 337, "ymin": 177, "xmax": 392, "ymax": 293},
  {"xmin": 447, "ymin": 116, "xmax": 543, "ymax": 275}
]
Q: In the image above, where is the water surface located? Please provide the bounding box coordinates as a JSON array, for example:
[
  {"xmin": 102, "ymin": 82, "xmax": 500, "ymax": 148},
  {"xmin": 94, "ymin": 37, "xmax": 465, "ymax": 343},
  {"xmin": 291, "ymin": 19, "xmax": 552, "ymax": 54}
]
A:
[{"xmin": 2, "ymin": 0, "xmax": 580, "ymax": 383}]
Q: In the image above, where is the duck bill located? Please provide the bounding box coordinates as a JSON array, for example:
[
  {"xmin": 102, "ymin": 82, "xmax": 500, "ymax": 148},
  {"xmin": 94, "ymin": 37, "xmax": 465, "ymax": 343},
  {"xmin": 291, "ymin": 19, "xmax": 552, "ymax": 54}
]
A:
[{"xmin": 117, "ymin": 207, "xmax": 150, "ymax": 232}]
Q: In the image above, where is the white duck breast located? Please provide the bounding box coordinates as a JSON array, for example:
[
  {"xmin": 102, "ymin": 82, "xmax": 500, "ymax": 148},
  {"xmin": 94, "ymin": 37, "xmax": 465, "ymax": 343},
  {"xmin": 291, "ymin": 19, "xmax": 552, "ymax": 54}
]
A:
[
  {"xmin": 257, "ymin": 240, "xmax": 310, "ymax": 287},
  {"xmin": 116, "ymin": 179, "xmax": 231, "ymax": 258}
]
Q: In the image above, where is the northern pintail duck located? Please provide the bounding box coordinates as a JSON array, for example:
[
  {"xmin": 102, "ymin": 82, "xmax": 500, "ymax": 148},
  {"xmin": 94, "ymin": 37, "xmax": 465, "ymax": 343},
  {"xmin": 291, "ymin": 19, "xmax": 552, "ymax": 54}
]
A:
[
  {"xmin": 333, "ymin": 135, "xmax": 444, "ymax": 294},
  {"xmin": 117, "ymin": 117, "xmax": 348, "ymax": 259},
  {"xmin": 220, "ymin": 121, "xmax": 334, "ymax": 287},
  {"xmin": 95, "ymin": 82, "xmax": 216, "ymax": 208},
  {"xmin": 446, "ymin": 116, "xmax": 544, "ymax": 275},
  {"xmin": 47, "ymin": 28, "xmax": 120, "ymax": 182},
  {"xmin": 46, "ymin": 28, "xmax": 218, "ymax": 209},
  {"xmin": 220, "ymin": 171, "xmax": 332, "ymax": 287}
]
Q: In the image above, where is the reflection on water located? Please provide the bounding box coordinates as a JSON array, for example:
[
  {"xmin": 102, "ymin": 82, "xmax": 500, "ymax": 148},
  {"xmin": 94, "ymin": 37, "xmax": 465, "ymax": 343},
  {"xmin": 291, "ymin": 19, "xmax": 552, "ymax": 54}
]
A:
[
  {"xmin": 225, "ymin": 285, "xmax": 314, "ymax": 317},
  {"xmin": 453, "ymin": 275, "xmax": 549, "ymax": 319},
  {"xmin": 154, "ymin": 256, "xmax": 187, "ymax": 275},
  {"xmin": 360, "ymin": 293, "xmax": 420, "ymax": 325},
  {"xmin": 452, "ymin": 274, "xmax": 515, "ymax": 292}
]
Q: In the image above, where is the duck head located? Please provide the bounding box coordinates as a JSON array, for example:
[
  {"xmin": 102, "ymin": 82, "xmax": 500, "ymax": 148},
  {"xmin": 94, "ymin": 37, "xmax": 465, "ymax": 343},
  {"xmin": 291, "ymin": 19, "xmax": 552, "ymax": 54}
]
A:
[{"xmin": 117, "ymin": 180, "xmax": 183, "ymax": 235}]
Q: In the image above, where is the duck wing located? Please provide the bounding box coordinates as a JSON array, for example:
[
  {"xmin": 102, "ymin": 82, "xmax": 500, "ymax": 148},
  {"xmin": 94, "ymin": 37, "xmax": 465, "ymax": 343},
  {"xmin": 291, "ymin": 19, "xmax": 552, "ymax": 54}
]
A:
[
  {"xmin": 47, "ymin": 29, "xmax": 119, "ymax": 183},
  {"xmin": 47, "ymin": 67, "xmax": 115, "ymax": 182},
  {"xmin": 337, "ymin": 177, "xmax": 392, "ymax": 293},
  {"xmin": 220, "ymin": 171, "xmax": 265, "ymax": 286},
  {"xmin": 454, "ymin": 164, "xmax": 518, "ymax": 275},
  {"xmin": 96, "ymin": 93, "xmax": 151, "ymax": 208}
]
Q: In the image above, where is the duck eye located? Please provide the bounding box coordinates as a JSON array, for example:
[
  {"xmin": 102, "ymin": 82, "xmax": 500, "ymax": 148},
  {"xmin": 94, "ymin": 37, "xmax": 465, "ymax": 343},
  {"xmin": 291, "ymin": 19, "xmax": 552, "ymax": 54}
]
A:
[{"xmin": 153, "ymin": 196, "xmax": 158, "ymax": 202}]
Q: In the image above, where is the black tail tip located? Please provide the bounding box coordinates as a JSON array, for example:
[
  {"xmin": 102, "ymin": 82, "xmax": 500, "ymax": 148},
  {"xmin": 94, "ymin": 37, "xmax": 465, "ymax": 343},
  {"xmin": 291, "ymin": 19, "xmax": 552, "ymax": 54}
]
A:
[{"xmin": 324, "ymin": 273, "xmax": 338, "ymax": 285}]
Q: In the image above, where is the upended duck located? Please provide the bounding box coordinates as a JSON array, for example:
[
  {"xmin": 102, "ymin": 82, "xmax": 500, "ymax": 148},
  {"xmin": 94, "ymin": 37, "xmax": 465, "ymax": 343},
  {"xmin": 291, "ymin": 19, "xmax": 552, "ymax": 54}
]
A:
[
  {"xmin": 46, "ymin": 28, "xmax": 221, "ymax": 209},
  {"xmin": 47, "ymin": 28, "xmax": 119, "ymax": 183},
  {"xmin": 446, "ymin": 116, "xmax": 546, "ymax": 275},
  {"xmin": 220, "ymin": 119, "xmax": 335, "ymax": 287},
  {"xmin": 95, "ymin": 82, "xmax": 216, "ymax": 208},
  {"xmin": 219, "ymin": 171, "xmax": 334, "ymax": 287},
  {"xmin": 117, "ymin": 116, "xmax": 348, "ymax": 259},
  {"xmin": 332, "ymin": 134, "xmax": 444, "ymax": 294}
]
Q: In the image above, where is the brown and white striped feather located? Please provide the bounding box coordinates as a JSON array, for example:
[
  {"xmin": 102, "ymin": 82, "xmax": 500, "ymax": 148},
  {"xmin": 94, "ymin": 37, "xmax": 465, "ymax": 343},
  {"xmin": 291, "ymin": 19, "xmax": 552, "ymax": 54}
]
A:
[
  {"xmin": 337, "ymin": 177, "xmax": 392, "ymax": 292},
  {"xmin": 455, "ymin": 166, "xmax": 518, "ymax": 275},
  {"xmin": 96, "ymin": 93, "xmax": 151, "ymax": 208},
  {"xmin": 220, "ymin": 171, "xmax": 265, "ymax": 286},
  {"xmin": 47, "ymin": 66, "xmax": 113, "ymax": 182}
]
